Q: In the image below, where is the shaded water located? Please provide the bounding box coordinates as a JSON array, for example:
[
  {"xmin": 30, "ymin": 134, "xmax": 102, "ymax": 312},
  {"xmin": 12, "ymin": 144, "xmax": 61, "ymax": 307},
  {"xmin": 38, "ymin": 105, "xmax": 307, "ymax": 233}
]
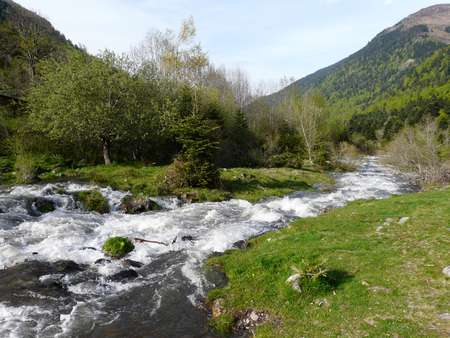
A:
[{"xmin": 0, "ymin": 157, "xmax": 412, "ymax": 337}]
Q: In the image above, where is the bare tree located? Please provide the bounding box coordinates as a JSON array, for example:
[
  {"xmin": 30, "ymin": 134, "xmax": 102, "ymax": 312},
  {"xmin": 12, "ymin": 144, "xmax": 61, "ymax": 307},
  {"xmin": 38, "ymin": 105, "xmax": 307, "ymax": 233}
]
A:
[
  {"xmin": 284, "ymin": 91, "xmax": 326, "ymax": 163},
  {"xmin": 228, "ymin": 68, "xmax": 252, "ymax": 112},
  {"xmin": 384, "ymin": 117, "xmax": 450, "ymax": 185}
]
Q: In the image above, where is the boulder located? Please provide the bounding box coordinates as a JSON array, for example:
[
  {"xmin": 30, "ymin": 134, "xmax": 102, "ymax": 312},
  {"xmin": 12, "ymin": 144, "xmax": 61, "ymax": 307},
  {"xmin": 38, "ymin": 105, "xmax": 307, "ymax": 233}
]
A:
[
  {"xmin": 286, "ymin": 273, "xmax": 302, "ymax": 292},
  {"xmin": 0, "ymin": 260, "xmax": 85, "ymax": 303},
  {"xmin": 27, "ymin": 197, "xmax": 56, "ymax": 216},
  {"xmin": 73, "ymin": 190, "xmax": 110, "ymax": 214},
  {"xmin": 232, "ymin": 240, "xmax": 248, "ymax": 250},
  {"xmin": 120, "ymin": 195, "xmax": 162, "ymax": 214},
  {"xmin": 102, "ymin": 236, "xmax": 135, "ymax": 259},
  {"xmin": 442, "ymin": 266, "xmax": 450, "ymax": 277}
]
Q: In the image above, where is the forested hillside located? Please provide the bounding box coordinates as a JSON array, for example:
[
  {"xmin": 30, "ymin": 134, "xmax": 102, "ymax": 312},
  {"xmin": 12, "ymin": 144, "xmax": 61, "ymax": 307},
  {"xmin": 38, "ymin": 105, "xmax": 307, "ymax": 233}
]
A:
[
  {"xmin": 267, "ymin": 4, "xmax": 450, "ymax": 116},
  {"xmin": 0, "ymin": 0, "xmax": 73, "ymax": 97}
]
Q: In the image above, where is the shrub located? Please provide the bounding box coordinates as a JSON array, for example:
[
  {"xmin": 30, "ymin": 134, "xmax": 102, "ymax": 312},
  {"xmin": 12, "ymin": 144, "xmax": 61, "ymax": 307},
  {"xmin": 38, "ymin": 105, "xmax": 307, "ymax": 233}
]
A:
[
  {"xmin": 266, "ymin": 153, "xmax": 303, "ymax": 169},
  {"xmin": 164, "ymin": 157, "xmax": 220, "ymax": 190},
  {"xmin": 14, "ymin": 153, "xmax": 39, "ymax": 184},
  {"xmin": 384, "ymin": 119, "xmax": 450, "ymax": 186},
  {"xmin": 287, "ymin": 259, "xmax": 330, "ymax": 295},
  {"xmin": 73, "ymin": 190, "xmax": 110, "ymax": 214},
  {"xmin": 102, "ymin": 236, "xmax": 135, "ymax": 258},
  {"xmin": 0, "ymin": 157, "xmax": 14, "ymax": 174}
]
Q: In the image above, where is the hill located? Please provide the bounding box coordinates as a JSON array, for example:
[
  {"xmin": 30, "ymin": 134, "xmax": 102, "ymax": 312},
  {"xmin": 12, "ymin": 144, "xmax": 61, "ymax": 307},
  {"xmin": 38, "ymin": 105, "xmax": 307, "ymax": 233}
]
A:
[
  {"xmin": 265, "ymin": 4, "xmax": 450, "ymax": 115},
  {"xmin": 0, "ymin": 0, "xmax": 72, "ymax": 98}
]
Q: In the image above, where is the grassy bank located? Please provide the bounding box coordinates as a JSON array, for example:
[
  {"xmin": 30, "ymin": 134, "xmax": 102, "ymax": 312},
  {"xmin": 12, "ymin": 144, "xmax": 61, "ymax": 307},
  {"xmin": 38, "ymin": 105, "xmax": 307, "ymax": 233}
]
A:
[
  {"xmin": 34, "ymin": 164, "xmax": 334, "ymax": 202},
  {"xmin": 207, "ymin": 187, "xmax": 450, "ymax": 337}
]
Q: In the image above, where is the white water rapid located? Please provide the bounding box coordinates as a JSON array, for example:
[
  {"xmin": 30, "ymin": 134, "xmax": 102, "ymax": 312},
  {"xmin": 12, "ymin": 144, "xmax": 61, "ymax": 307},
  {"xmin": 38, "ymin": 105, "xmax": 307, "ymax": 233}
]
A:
[{"xmin": 0, "ymin": 157, "xmax": 412, "ymax": 337}]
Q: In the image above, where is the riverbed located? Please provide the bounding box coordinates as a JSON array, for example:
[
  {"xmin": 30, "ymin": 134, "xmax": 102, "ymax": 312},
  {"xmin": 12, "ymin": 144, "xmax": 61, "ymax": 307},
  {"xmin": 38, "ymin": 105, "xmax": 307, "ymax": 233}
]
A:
[{"xmin": 0, "ymin": 157, "xmax": 412, "ymax": 337}]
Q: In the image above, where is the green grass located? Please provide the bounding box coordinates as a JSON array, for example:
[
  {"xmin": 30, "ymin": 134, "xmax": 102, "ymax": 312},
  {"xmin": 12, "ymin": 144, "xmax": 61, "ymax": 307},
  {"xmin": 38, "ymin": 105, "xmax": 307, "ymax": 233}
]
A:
[
  {"xmin": 40, "ymin": 164, "xmax": 333, "ymax": 202},
  {"xmin": 207, "ymin": 187, "xmax": 450, "ymax": 337},
  {"xmin": 221, "ymin": 167, "xmax": 334, "ymax": 202}
]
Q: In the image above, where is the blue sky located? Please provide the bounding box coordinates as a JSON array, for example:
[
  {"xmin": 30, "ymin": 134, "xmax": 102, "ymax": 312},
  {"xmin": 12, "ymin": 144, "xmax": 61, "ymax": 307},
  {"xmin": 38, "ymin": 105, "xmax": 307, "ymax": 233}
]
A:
[{"xmin": 15, "ymin": 0, "xmax": 446, "ymax": 87}]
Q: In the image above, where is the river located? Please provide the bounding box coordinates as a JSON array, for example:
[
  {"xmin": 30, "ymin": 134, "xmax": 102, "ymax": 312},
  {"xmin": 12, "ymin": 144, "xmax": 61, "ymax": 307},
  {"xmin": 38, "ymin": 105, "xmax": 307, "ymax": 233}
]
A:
[{"xmin": 0, "ymin": 157, "xmax": 412, "ymax": 337}]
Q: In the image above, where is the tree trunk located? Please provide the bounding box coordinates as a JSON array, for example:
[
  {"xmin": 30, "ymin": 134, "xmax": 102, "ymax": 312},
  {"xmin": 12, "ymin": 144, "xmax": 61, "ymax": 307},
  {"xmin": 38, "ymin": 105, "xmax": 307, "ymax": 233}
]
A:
[{"xmin": 102, "ymin": 139, "xmax": 112, "ymax": 165}]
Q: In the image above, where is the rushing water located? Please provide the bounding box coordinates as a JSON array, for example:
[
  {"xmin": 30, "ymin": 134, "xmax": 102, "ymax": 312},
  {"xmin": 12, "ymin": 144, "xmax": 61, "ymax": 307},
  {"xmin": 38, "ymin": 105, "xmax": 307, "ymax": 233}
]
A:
[{"xmin": 0, "ymin": 157, "xmax": 412, "ymax": 338}]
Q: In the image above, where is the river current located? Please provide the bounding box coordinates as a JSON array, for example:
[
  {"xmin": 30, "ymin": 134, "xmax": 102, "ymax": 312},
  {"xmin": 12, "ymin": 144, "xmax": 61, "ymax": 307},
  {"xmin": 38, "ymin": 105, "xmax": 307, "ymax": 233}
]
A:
[{"xmin": 0, "ymin": 157, "xmax": 412, "ymax": 337}]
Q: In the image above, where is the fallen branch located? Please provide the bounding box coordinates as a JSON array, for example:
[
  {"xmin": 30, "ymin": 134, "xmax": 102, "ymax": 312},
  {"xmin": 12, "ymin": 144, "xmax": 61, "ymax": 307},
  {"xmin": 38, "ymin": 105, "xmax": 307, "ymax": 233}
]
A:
[{"xmin": 134, "ymin": 238, "xmax": 169, "ymax": 246}]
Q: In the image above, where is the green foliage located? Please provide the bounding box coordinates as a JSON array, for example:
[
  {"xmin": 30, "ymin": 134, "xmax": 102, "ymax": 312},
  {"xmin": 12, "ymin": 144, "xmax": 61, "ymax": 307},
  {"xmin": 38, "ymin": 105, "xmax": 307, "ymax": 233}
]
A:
[
  {"xmin": 209, "ymin": 312, "xmax": 234, "ymax": 335},
  {"xmin": 350, "ymin": 133, "xmax": 377, "ymax": 154},
  {"xmin": 218, "ymin": 110, "xmax": 260, "ymax": 168},
  {"xmin": 162, "ymin": 87, "xmax": 222, "ymax": 188},
  {"xmin": 266, "ymin": 152, "xmax": 303, "ymax": 169},
  {"xmin": 0, "ymin": 157, "xmax": 13, "ymax": 173},
  {"xmin": 102, "ymin": 237, "xmax": 135, "ymax": 259},
  {"xmin": 73, "ymin": 190, "xmax": 110, "ymax": 214},
  {"xmin": 0, "ymin": 0, "xmax": 72, "ymax": 97},
  {"xmin": 27, "ymin": 51, "xmax": 154, "ymax": 165},
  {"xmin": 14, "ymin": 152, "xmax": 39, "ymax": 183}
]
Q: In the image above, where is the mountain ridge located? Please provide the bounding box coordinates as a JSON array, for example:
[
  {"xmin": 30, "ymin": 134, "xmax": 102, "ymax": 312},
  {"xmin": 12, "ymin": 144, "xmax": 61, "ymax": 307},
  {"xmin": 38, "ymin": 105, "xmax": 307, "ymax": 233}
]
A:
[{"xmin": 265, "ymin": 4, "xmax": 450, "ymax": 113}]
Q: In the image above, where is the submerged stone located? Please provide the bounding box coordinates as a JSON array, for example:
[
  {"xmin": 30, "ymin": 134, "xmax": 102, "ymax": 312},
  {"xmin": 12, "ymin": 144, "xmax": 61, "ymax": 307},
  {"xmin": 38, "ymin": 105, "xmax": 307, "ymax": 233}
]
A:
[
  {"xmin": 0, "ymin": 260, "xmax": 85, "ymax": 303},
  {"xmin": 110, "ymin": 269, "xmax": 139, "ymax": 281},
  {"xmin": 123, "ymin": 259, "xmax": 144, "ymax": 268}
]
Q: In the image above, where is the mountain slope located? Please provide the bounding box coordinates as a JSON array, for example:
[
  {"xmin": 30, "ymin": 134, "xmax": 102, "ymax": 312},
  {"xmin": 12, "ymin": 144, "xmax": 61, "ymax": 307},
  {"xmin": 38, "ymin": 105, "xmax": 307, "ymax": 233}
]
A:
[
  {"xmin": 0, "ymin": 0, "xmax": 72, "ymax": 97},
  {"xmin": 267, "ymin": 4, "xmax": 450, "ymax": 115}
]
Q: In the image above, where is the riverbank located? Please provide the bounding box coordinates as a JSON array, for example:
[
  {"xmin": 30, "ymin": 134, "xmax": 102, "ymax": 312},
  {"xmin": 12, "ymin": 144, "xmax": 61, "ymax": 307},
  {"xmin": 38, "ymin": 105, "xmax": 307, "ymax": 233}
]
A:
[
  {"xmin": 207, "ymin": 186, "xmax": 450, "ymax": 337},
  {"xmin": 35, "ymin": 164, "xmax": 335, "ymax": 202}
]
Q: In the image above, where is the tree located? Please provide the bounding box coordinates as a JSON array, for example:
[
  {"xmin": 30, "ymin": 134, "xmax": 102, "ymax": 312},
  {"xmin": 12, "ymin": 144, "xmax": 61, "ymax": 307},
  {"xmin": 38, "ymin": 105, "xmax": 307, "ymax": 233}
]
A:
[
  {"xmin": 285, "ymin": 91, "xmax": 327, "ymax": 163},
  {"xmin": 385, "ymin": 118, "xmax": 449, "ymax": 185},
  {"xmin": 27, "ymin": 51, "xmax": 140, "ymax": 165},
  {"xmin": 163, "ymin": 86, "xmax": 221, "ymax": 188}
]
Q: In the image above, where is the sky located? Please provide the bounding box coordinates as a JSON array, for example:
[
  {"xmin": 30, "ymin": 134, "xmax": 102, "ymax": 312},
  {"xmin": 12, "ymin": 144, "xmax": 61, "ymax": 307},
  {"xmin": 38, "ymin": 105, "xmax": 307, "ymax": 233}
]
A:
[{"xmin": 14, "ymin": 0, "xmax": 446, "ymax": 88}]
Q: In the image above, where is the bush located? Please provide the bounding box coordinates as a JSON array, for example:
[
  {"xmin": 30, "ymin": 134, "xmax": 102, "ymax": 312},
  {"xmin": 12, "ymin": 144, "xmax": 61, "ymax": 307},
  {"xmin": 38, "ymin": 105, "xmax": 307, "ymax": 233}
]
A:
[
  {"xmin": 384, "ymin": 119, "xmax": 450, "ymax": 186},
  {"xmin": 0, "ymin": 157, "xmax": 14, "ymax": 174},
  {"xmin": 102, "ymin": 236, "xmax": 135, "ymax": 258},
  {"xmin": 164, "ymin": 157, "xmax": 220, "ymax": 190},
  {"xmin": 73, "ymin": 190, "xmax": 110, "ymax": 214},
  {"xmin": 350, "ymin": 133, "xmax": 377, "ymax": 154},
  {"xmin": 14, "ymin": 153, "xmax": 39, "ymax": 184},
  {"xmin": 13, "ymin": 153, "xmax": 66, "ymax": 184},
  {"xmin": 266, "ymin": 153, "xmax": 303, "ymax": 169}
]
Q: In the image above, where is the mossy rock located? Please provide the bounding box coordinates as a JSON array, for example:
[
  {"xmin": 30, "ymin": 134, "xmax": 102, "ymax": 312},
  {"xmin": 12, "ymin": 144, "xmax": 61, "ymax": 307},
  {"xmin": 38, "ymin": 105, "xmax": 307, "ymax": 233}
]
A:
[
  {"xmin": 102, "ymin": 237, "xmax": 135, "ymax": 259},
  {"xmin": 34, "ymin": 198, "xmax": 56, "ymax": 214},
  {"xmin": 120, "ymin": 195, "xmax": 162, "ymax": 214},
  {"xmin": 73, "ymin": 190, "xmax": 110, "ymax": 214}
]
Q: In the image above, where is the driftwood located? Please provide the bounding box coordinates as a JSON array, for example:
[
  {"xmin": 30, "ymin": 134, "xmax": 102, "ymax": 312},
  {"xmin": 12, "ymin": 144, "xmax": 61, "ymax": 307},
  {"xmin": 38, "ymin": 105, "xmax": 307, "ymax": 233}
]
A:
[{"xmin": 134, "ymin": 238, "xmax": 169, "ymax": 246}]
